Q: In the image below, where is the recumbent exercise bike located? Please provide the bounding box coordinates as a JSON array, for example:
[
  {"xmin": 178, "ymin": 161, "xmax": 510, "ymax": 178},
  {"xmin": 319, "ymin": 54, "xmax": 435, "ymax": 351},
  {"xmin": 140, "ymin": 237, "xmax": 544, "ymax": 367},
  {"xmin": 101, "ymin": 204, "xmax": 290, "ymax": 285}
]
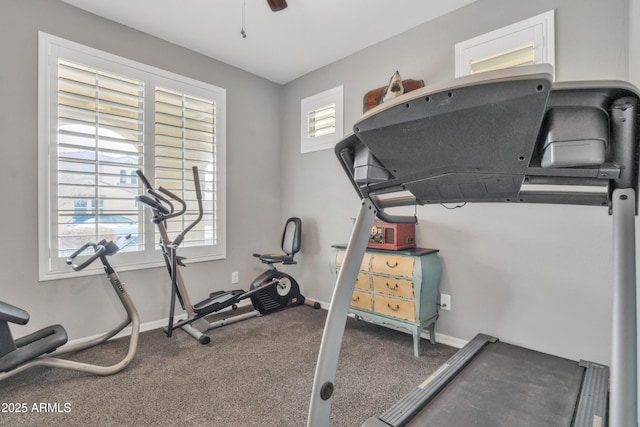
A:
[
  {"xmin": 0, "ymin": 235, "xmax": 140, "ymax": 380},
  {"xmin": 136, "ymin": 166, "xmax": 311, "ymax": 344}
]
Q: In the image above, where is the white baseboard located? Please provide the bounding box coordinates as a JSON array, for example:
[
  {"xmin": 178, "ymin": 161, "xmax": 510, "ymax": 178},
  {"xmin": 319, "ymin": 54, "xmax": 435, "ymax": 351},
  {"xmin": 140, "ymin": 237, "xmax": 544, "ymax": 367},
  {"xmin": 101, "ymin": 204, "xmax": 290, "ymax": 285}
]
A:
[
  {"xmin": 64, "ymin": 313, "xmax": 188, "ymax": 348},
  {"xmin": 431, "ymin": 332, "xmax": 467, "ymax": 349},
  {"xmin": 66, "ymin": 298, "xmax": 467, "ymax": 350},
  {"xmin": 319, "ymin": 300, "xmax": 468, "ymax": 349},
  {"xmin": 63, "ymin": 298, "xmax": 264, "ymax": 347}
]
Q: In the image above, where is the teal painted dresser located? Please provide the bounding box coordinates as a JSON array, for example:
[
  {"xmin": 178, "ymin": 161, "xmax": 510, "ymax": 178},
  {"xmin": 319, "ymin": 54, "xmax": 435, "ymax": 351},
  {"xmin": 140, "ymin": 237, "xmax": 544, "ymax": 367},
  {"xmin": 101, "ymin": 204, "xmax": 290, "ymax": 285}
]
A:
[{"xmin": 333, "ymin": 245, "xmax": 442, "ymax": 357}]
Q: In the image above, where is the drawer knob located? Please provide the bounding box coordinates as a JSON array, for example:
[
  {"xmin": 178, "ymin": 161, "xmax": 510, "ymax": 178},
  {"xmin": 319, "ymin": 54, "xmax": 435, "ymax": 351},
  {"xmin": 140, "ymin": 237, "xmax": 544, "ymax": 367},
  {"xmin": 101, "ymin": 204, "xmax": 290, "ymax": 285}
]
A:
[
  {"xmin": 352, "ymin": 296, "xmax": 360, "ymax": 302},
  {"xmin": 386, "ymin": 282, "xmax": 399, "ymax": 290},
  {"xmin": 385, "ymin": 260, "xmax": 399, "ymax": 268},
  {"xmin": 387, "ymin": 303, "xmax": 400, "ymax": 311}
]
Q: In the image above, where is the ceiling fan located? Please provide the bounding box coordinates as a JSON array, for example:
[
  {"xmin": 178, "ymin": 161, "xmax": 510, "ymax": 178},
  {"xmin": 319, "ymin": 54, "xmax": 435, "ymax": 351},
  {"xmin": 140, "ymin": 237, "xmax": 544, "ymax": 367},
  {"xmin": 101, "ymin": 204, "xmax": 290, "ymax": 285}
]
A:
[
  {"xmin": 241, "ymin": 0, "xmax": 287, "ymax": 38},
  {"xmin": 266, "ymin": 0, "xmax": 287, "ymax": 12}
]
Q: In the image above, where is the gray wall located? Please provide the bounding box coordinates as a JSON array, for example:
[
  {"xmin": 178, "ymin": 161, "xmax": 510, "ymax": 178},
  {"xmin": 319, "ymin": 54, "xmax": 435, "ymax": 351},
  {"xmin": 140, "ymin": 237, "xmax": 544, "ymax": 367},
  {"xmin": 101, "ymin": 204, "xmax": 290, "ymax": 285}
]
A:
[
  {"xmin": 1, "ymin": 0, "xmax": 283, "ymax": 339},
  {"xmin": 632, "ymin": 0, "xmax": 640, "ymax": 88},
  {"xmin": 281, "ymin": 0, "xmax": 631, "ymax": 365},
  {"xmin": 1, "ymin": 0, "xmax": 636, "ymax": 369}
]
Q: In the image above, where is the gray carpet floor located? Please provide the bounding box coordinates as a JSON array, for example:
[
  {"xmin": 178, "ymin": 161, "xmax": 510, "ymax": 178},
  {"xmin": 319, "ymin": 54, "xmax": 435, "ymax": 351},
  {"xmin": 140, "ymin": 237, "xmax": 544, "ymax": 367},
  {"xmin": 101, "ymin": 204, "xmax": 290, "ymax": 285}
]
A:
[{"xmin": 1, "ymin": 305, "xmax": 456, "ymax": 426}]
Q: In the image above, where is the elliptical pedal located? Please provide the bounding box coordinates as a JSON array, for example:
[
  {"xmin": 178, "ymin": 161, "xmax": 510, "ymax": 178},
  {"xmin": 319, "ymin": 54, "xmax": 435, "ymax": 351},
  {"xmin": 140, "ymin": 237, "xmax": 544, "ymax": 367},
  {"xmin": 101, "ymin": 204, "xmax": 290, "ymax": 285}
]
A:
[{"xmin": 193, "ymin": 290, "xmax": 244, "ymax": 316}]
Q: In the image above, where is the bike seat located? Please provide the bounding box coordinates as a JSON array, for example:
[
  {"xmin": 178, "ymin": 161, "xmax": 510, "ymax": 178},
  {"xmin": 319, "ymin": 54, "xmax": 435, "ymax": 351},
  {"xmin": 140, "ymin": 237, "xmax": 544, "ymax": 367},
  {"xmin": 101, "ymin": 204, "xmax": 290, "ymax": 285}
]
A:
[
  {"xmin": 252, "ymin": 217, "xmax": 301, "ymax": 266},
  {"xmin": 0, "ymin": 300, "xmax": 69, "ymax": 373},
  {"xmin": 254, "ymin": 253, "xmax": 297, "ymax": 265}
]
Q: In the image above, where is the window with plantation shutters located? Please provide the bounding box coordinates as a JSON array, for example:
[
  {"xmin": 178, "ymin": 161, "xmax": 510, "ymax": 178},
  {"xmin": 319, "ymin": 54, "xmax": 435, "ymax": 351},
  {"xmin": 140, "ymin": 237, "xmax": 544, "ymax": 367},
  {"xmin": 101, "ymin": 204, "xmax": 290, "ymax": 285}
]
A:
[
  {"xmin": 300, "ymin": 86, "xmax": 343, "ymax": 153},
  {"xmin": 38, "ymin": 33, "xmax": 226, "ymax": 280}
]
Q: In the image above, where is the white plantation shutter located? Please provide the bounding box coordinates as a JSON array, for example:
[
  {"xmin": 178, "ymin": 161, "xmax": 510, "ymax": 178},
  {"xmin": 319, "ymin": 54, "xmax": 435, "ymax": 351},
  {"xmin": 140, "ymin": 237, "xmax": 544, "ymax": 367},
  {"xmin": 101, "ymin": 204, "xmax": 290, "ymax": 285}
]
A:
[
  {"xmin": 154, "ymin": 87, "xmax": 217, "ymax": 248},
  {"xmin": 39, "ymin": 33, "xmax": 226, "ymax": 280},
  {"xmin": 56, "ymin": 60, "xmax": 144, "ymax": 258},
  {"xmin": 470, "ymin": 44, "xmax": 535, "ymax": 74},
  {"xmin": 307, "ymin": 104, "xmax": 336, "ymax": 138}
]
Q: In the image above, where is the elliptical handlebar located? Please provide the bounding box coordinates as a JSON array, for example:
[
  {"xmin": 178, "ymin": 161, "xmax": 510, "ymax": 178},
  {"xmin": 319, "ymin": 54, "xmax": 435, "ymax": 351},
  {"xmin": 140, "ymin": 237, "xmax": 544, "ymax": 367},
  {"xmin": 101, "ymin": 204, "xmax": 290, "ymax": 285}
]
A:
[
  {"xmin": 156, "ymin": 186, "xmax": 187, "ymax": 220},
  {"xmin": 173, "ymin": 166, "xmax": 204, "ymax": 247},
  {"xmin": 135, "ymin": 169, "xmax": 153, "ymax": 192},
  {"xmin": 193, "ymin": 166, "xmax": 203, "ymax": 204},
  {"xmin": 137, "ymin": 194, "xmax": 172, "ymax": 216},
  {"xmin": 136, "ymin": 169, "xmax": 185, "ymax": 220},
  {"xmin": 136, "ymin": 167, "xmax": 204, "ymax": 248}
]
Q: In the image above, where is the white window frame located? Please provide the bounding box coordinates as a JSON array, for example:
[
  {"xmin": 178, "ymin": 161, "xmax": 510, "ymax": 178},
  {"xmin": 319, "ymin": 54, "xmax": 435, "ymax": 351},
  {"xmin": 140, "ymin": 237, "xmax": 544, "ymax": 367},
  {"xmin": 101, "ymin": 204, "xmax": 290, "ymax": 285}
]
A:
[
  {"xmin": 300, "ymin": 85, "xmax": 343, "ymax": 154},
  {"xmin": 455, "ymin": 10, "xmax": 555, "ymax": 79},
  {"xmin": 38, "ymin": 32, "xmax": 226, "ymax": 281}
]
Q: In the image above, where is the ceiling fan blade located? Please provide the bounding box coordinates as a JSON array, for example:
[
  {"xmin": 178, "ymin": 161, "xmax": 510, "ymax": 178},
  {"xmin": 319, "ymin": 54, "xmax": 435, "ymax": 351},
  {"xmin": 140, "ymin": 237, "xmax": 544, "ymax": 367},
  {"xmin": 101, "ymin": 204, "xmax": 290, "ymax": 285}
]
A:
[{"xmin": 267, "ymin": 0, "xmax": 287, "ymax": 12}]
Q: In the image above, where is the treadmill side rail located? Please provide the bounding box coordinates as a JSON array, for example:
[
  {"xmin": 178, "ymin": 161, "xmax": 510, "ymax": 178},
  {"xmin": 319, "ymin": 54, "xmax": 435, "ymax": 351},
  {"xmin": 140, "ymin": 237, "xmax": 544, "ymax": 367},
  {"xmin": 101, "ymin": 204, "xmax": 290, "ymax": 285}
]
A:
[
  {"xmin": 376, "ymin": 334, "xmax": 495, "ymax": 427},
  {"xmin": 574, "ymin": 361, "xmax": 609, "ymax": 427}
]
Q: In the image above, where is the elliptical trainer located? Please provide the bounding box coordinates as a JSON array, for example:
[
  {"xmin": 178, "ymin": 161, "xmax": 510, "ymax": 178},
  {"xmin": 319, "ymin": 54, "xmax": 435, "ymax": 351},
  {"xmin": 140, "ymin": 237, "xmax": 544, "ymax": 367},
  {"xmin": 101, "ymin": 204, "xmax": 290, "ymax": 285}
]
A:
[{"xmin": 136, "ymin": 166, "xmax": 309, "ymax": 344}]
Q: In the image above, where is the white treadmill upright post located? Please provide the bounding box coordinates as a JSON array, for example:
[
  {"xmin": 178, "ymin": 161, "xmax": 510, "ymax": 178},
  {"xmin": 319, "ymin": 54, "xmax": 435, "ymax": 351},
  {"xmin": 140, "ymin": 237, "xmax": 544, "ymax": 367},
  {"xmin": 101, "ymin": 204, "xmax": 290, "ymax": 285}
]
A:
[
  {"xmin": 610, "ymin": 188, "xmax": 638, "ymax": 427},
  {"xmin": 307, "ymin": 199, "xmax": 377, "ymax": 427}
]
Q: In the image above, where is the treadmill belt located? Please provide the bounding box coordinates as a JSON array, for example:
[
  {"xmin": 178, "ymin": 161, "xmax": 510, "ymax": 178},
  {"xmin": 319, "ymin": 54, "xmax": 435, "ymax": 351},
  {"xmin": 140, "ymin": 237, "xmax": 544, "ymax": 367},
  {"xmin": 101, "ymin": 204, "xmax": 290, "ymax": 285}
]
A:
[{"xmin": 407, "ymin": 341, "xmax": 584, "ymax": 426}]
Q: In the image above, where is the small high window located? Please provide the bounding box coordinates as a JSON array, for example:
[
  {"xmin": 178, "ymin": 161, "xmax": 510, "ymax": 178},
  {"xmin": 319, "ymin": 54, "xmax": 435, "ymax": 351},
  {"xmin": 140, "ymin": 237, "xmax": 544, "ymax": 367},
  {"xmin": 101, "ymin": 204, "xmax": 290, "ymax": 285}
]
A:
[
  {"xmin": 455, "ymin": 10, "xmax": 555, "ymax": 78},
  {"xmin": 300, "ymin": 86, "xmax": 343, "ymax": 153}
]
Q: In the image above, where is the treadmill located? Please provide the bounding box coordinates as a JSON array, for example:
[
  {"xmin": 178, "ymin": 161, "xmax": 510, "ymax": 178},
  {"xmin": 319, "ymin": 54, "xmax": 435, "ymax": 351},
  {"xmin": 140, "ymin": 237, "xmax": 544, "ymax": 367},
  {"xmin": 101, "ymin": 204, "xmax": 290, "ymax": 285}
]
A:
[{"xmin": 307, "ymin": 64, "xmax": 639, "ymax": 427}]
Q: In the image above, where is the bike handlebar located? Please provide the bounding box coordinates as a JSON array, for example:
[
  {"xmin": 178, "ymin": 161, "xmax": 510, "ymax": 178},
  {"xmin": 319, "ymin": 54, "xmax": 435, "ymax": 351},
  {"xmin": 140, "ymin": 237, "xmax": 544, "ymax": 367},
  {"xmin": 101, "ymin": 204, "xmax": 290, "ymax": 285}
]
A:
[
  {"xmin": 66, "ymin": 242, "xmax": 106, "ymax": 271},
  {"xmin": 66, "ymin": 235, "xmax": 133, "ymax": 271}
]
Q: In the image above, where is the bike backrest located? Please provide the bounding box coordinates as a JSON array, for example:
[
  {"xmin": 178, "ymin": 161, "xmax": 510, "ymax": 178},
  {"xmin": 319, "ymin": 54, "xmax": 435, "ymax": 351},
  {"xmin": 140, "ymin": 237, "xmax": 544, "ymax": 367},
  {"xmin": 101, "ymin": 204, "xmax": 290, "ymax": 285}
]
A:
[{"xmin": 281, "ymin": 217, "xmax": 302, "ymax": 257}]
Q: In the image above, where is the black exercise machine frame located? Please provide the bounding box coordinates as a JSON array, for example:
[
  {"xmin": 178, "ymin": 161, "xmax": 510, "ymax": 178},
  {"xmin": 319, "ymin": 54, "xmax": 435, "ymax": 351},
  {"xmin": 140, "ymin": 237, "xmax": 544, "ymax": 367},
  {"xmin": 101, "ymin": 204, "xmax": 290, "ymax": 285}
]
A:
[{"xmin": 307, "ymin": 64, "xmax": 639, "ymax": 427}]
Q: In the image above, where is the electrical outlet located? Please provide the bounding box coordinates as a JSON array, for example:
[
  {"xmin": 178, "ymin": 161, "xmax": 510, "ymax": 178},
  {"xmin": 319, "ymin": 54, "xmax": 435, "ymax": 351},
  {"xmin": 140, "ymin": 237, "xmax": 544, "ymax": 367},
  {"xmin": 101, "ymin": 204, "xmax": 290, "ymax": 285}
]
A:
[
  {"xmin": 440, "ymin": 293, "xmax": 451, "ymax": 311},
  {"xmin": 231, "ymin": 271, "xmax": 239, "ymax": 284}
]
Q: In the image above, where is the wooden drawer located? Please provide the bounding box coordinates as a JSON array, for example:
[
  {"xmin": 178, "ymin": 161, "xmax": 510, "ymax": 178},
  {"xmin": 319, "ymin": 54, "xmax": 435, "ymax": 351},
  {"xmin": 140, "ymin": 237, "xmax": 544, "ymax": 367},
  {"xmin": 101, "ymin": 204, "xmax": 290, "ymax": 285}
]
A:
[
  {"xmin": 355, "ymin": 272, "xmax": 371, "ymax": 291},
  {"xmin": 371, "ymin": 253, "xmax": 414, "ymax": 278},
  {"xmin": 334, "ymin": 245, "xmax": 441, "ymax": 357},
  {"xmin": 371, "ymin": 275, "xmax": 414, "ymax": 299},
  {"xmin": 336, "ymin": 250, "xmax": 371, "ymax": 272},
  {"xmin": 350, "ymin": 290, "xmax": 372, "ymax": 311},
  {"xmin": 374, "ymin": 295, "xmax": 415, "ymax": 322}
]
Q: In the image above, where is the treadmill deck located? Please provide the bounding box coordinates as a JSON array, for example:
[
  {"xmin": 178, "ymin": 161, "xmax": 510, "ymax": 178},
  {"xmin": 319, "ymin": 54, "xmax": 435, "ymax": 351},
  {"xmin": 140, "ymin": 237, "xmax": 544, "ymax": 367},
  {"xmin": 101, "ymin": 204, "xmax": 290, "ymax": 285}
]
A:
[{"xmin": 406, "ymin": 341, "xmax": 585, "ymax": 426}]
